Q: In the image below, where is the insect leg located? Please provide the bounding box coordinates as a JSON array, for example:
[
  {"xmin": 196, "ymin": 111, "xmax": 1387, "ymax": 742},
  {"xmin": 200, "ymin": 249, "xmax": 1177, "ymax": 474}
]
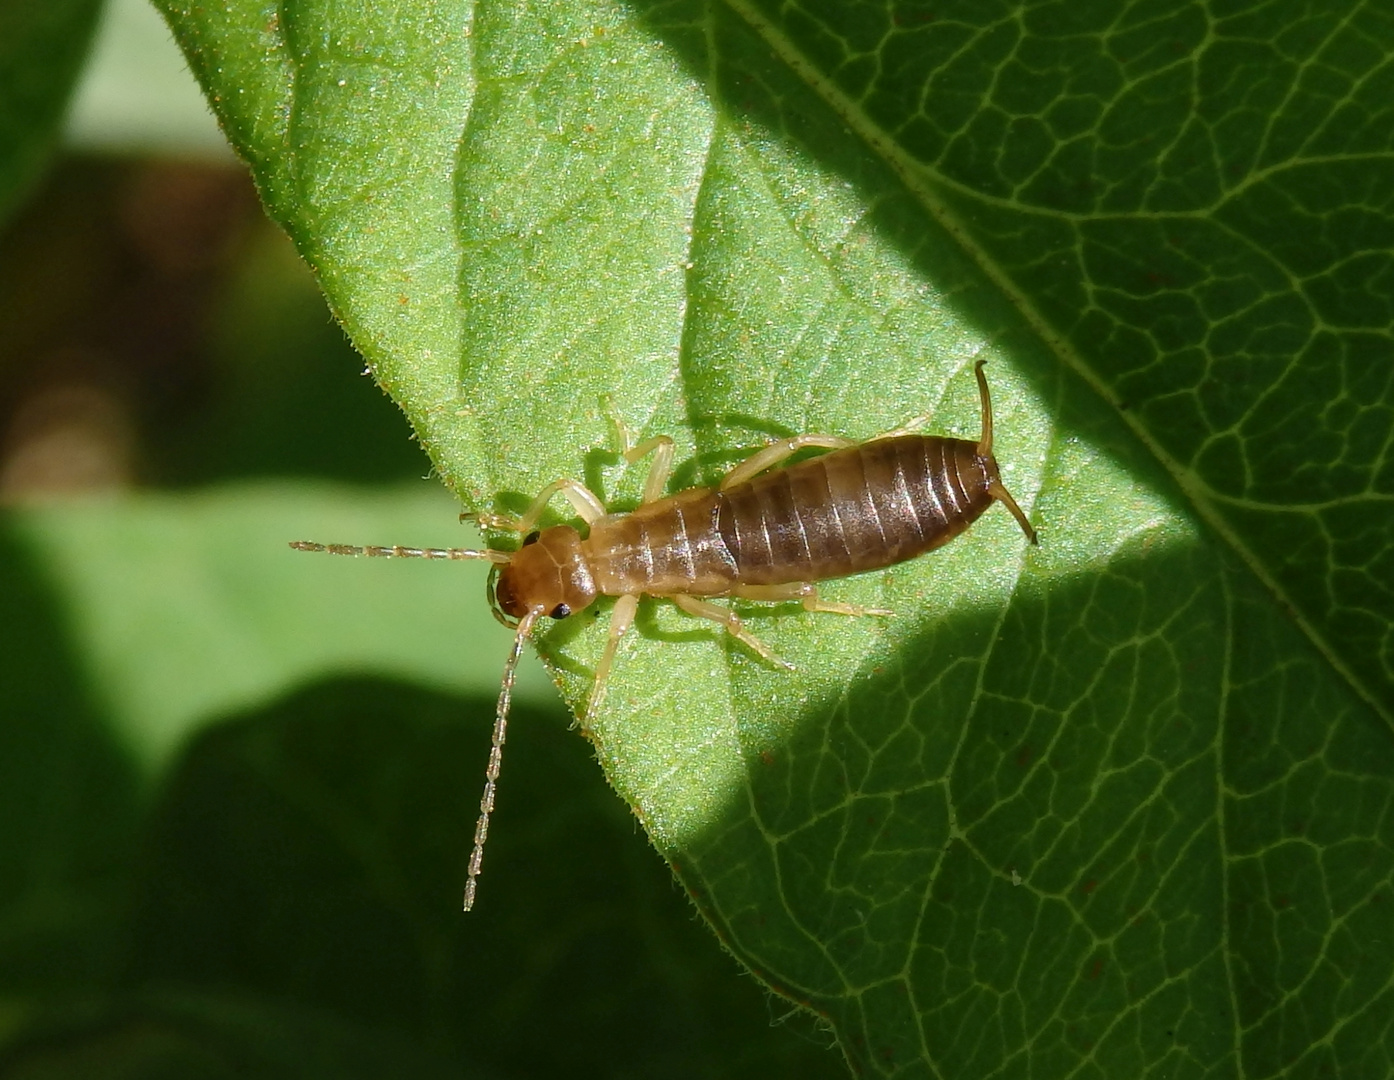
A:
[
  {"xmin": 623, "ymin": 436, "xmax": 675, "ymax": 505},
  {"xmin": 472, "ymin": 478, "xmax": 607, "ymax": 534},
  {"xmin": 719, "ymin": 434, "xmax": 855, "ymax": 491},
  {"xmin": 584, "ymin": 592, "xmax": 639, "ymax": 726},
  {"xmin": 603, "ymin": 397, "xmax": 675, "ymax": 504},
  {"xmin": 732, "ymin": 582, "xmax": 894, "ymax": 617},
  {"xmin": 670, "ymin": 594, "xmax": 793, "ymax": 670}
]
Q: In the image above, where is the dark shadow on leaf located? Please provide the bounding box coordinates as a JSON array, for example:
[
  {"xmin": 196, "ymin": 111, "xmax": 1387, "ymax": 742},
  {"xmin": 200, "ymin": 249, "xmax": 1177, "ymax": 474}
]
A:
[
  {"xmin": 0, "ymin": 988, "xmax": 461, "ymax": 1080},
  {"xmin": 632, "ymin": 594, "xmax": 724, "ymax": 649},
  {"xmin": 667, "ymin": 531, "xmax": 1394, "ymax": 1076},
  {"xmin": 119, "ymin": 677, "xmax": 848, "ymax": 1080}
]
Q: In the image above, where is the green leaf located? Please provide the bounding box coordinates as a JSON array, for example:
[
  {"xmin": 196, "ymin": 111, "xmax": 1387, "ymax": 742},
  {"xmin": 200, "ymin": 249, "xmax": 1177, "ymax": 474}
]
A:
[
  {"xmin": 154, "ymin": 0, "xmax": 1394, "ymax": 1076},
  {"xmin": 0, "ymin": 0, "xmax": 103, "ymax": 222}
]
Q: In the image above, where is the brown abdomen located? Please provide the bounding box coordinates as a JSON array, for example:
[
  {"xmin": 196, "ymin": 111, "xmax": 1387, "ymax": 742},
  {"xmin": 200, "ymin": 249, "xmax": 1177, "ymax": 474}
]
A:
[
  {"xmin": 584, "ymin": 486, "xmax": 736, "ymax": 598},
  {"xmin": 715, "ymin": 435, "xmax": 992, "ymax": 586}
]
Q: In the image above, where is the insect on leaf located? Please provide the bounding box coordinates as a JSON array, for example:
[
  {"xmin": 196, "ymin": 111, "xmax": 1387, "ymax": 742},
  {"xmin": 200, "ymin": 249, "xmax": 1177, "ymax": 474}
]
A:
[{"xmin": 156, "ymin": 0, "xmax": 1394, "ymax": 1076}]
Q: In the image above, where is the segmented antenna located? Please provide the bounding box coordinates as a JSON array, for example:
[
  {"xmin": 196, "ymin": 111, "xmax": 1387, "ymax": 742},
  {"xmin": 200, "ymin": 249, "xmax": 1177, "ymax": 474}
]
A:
[
  {"xmin": 463, "ymin": 606, "xmax": 540, "ymax": 911},
  {"xmin": 289, "ymin": 541, "xmax": 509, "ymax": 564},
  {"xmin": 290, "ymin": 538, "xmax": 529, "ymax": 911}
]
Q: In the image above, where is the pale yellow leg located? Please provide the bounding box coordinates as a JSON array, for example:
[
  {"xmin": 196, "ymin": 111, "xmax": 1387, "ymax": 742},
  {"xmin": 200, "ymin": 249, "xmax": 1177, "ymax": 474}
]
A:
[
  {"xmin": 604, "ymin": 396, "xmax": 677, "ymax": 505},
  {"xmin": 624, "ymin": 436, "xmax": 675, "ymax": 505},
  {"xmin": 671, "ymin": 594, "xmax": 793, "ymax": 670},
  {"xmin": 719, "ymin": 434, "xmax": 855, "ymax": 490},
  {"xmin": 731, "ymin": 582, "xmax": 894, "ymax": 618},
  {"xmin": 466, "ymin": 477, "xmax": 607, "ymax": 534},
  {"xmin": 583, "ymin": 592, "xmax": 640, "ymax": 728},
  {"xmin": 873, "ymin": 417, "xmax": 935, "ymax": 440},
  {"xmin": 602, "ymin": 391, "xmax": 678, "ymax": 504},
  {"xmin": 469, "ymin": 404, "xmax": 680, "ymax": 537}
]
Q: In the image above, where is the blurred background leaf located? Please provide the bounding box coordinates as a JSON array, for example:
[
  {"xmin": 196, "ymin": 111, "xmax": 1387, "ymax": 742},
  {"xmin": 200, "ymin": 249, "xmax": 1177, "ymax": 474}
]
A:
[{"xmin": 0, "ymin": 0, "xmax": 103, "ymax": 222}]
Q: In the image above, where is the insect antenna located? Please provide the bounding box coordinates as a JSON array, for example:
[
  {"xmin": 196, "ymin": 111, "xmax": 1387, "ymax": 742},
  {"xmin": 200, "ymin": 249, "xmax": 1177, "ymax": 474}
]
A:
[
  {"xmin": 463, "ymin": 605, "xmax": 541, "ymax": 911},
  {"xmin": 290, "ymin": 537, "xmax": 529, "ymax": 910},
  {"xmin": 289, "ymin": 540, "xmax": 510, "ymax": 564}
]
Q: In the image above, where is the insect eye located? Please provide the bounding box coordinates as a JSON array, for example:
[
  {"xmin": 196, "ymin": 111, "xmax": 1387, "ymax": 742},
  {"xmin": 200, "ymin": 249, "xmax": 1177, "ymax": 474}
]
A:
[
  {"xmin": 550, "ymin": 603, "xmax": 571, "ymax": 619},
  {"xmin": 522, "ymin": 531, "xmax": 540, "ymax": 546}
]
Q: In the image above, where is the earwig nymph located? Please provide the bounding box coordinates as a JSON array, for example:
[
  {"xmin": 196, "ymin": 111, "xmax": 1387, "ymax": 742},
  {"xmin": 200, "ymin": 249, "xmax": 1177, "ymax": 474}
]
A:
[{"xmin": 292, "ymin": 359, "xmax": 1037, "ymax": 910}]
